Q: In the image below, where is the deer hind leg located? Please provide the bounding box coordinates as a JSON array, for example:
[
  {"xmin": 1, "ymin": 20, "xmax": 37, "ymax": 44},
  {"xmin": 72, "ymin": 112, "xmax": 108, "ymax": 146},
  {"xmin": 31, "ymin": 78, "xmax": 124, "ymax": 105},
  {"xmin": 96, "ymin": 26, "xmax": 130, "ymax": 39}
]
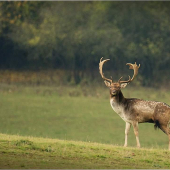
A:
[
  {"xmin": 162, "ymin": 126, "xmax": 170, "ymax": 150},
  {"xmin": 167, "ymin": 122, "xmax": 170, "ymax": 150},
  {"xmin": 132, "ymin": 121, "xmax": 140, "ymax": 148},
  {"xmin": 124, "ymin": 122, "xmax": 131, "ymax": 147},
  {"xmin": 166, "ymin": 121, "xmax": 170, "ymax": 150},
  {"xmin": 168, "ymin": 135, "xmax": 170, "ymax": 150},
  {"xmin": 158, "ymin": 124, "xmax": 170, "ymax": 150}
]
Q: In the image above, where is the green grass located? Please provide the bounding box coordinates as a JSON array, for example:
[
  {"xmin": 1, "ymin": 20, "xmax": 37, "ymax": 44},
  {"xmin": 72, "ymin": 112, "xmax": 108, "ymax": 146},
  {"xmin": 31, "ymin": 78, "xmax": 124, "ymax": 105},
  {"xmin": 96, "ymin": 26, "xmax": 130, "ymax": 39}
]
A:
[
  {"xmin": 0, "ymin": 83, "xmax": 170, "ymax": 150},
  {"xmin": 0, "ymin": 133, "xmax": 170, "ymax": 169}
]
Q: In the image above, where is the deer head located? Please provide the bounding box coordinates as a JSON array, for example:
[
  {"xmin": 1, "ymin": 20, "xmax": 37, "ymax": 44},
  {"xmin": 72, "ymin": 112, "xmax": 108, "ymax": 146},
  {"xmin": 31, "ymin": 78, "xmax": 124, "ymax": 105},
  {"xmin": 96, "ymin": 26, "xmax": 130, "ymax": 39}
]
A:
[{"xmin": 99, "ymin": 57, "xmax": 140, "ymax": 96}]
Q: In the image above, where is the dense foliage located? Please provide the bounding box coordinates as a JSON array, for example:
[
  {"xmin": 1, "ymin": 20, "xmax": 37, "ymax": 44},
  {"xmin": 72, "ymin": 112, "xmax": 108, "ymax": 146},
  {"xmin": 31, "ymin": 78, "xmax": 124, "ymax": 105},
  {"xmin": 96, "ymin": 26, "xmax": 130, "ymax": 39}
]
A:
[{"xmin": 1, "ymin": 1, "xmax": 170, "ymax": 85}]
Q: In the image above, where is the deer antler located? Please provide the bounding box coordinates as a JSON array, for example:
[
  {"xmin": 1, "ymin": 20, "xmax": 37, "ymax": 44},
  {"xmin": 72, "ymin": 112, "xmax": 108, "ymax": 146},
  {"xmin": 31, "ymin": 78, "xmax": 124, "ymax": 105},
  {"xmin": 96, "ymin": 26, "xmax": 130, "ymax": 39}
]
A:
[
  {"xmin": 99, "ymin": 57, "xmax": 112, "ymax": 83},
  {"xmin": 119, "ymin": 62, "xmax": 140, "ymax": 84}
]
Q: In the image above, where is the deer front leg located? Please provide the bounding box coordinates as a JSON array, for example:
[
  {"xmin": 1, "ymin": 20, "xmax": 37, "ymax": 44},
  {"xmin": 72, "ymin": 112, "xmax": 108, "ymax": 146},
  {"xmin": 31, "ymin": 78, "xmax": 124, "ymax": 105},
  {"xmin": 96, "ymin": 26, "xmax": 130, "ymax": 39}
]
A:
[
  {"xmin": 124, "ymin": 122, "xmax": 131, "ymax": 147},
  {"xmin": 132, "ymin": 121, "xmax": 141, "ymax": 148}
]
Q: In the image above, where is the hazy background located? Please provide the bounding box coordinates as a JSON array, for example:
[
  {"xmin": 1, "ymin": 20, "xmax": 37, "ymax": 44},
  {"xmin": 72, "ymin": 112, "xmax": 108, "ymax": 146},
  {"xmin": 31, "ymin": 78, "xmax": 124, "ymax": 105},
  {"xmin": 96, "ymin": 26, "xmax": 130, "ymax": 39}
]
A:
[
  {"xmin": 1, "ymin": 1, "xmax": 170, "ymax": 86},
  {"xmin": 1, "ymin": 1, "xmax": 170, "ymax": 149}
]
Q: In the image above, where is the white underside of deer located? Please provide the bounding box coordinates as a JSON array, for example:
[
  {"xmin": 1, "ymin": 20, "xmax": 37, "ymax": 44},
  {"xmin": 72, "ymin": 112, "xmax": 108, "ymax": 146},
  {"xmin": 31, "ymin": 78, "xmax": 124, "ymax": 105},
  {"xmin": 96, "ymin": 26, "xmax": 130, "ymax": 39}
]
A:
[{"xmin": 110, "ymin": 98, "xmax": 131, "ymax": 123}]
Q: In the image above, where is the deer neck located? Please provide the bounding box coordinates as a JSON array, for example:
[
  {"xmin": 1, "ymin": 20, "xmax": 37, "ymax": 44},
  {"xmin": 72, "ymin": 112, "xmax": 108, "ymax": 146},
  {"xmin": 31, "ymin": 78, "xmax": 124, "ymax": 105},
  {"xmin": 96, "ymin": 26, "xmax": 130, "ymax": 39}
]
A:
[
  {"xmin": 110, "ymin": 90, "xmax": 125, "ymax": 105},
  {"xmin": 110, "ymin": 90, "xmax": 127, "ymax": 120}
]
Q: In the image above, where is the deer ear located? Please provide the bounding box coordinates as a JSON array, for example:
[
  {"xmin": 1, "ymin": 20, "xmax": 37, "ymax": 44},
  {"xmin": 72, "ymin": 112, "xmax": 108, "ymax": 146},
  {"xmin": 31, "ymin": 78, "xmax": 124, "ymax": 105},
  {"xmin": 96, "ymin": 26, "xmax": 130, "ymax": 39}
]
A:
[
  {"xmin": 104, "ymin": 80, "xmax": 111, "ymax": 87},
  {"xmin": 120, "ymin": 83, "xmax": 128, "ymax": 88}
]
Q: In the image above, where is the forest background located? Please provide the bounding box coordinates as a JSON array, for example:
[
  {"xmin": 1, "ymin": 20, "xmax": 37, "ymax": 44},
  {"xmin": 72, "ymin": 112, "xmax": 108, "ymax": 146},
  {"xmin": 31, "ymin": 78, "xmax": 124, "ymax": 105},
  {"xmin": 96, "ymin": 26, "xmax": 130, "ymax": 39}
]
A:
[{"xmin": 1, "ymin": 1, "xmax": 170, "ymax": 87}]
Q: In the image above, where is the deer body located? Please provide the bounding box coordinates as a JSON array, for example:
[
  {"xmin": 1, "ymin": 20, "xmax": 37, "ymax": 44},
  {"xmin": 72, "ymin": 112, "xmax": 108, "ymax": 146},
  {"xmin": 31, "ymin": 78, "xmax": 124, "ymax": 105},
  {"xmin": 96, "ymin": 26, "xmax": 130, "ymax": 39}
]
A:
[
  {"xmin": 99, "ymin": 57, "xmax": 170, "ymax": 150},
  {"xmin": 110, "ymin": 91, "xmax": 170, "ymax": 124}
]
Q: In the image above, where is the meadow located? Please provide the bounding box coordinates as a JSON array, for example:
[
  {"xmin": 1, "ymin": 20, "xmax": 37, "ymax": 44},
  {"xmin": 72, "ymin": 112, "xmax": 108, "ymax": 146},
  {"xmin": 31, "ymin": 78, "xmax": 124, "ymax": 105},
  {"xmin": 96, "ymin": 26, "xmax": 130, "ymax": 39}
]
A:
[
  {"xmin": 1, "ymin": 133, "xmax": 170, "ymax": 169},
  {"xmin": 0, "ymin": 82, "xmax": 170, "ymax": 150}
]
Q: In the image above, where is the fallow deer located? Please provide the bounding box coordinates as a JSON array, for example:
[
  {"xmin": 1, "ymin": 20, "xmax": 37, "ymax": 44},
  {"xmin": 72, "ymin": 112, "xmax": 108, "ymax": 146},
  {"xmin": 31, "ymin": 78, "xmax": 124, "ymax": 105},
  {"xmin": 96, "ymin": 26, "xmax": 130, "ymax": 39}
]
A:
[{"xmin": 99, "ymin": 57, "xmax": 170, "ymax": 150}]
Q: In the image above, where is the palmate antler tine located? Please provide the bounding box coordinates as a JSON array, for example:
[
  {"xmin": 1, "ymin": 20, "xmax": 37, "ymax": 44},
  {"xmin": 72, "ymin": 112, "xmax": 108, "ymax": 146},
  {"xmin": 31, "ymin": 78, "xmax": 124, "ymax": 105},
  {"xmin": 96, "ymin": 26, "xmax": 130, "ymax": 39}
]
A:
[
  {"xmin": 99, "ymin": 57, "xmax": 112, "ymax": 83},
  {"xmin": 119, "ymin": 62, "xmax": 140, "ymax": 84}
]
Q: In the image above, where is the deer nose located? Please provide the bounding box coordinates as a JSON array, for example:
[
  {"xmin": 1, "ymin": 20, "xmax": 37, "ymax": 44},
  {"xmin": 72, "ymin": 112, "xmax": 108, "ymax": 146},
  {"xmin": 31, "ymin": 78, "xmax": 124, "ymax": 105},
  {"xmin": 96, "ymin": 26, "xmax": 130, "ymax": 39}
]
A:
[{"xmin": 112, "ymin": 90, "xmax": 117, "ymax": 94}]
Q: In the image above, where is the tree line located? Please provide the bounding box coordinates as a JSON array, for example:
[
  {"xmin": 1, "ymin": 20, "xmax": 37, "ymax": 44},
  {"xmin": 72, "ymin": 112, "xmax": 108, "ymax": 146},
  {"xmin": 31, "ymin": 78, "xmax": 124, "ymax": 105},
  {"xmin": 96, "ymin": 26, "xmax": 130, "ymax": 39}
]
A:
[{"xmin": 0, "ymin": 1, "xmax": 170, "ymax": 85}]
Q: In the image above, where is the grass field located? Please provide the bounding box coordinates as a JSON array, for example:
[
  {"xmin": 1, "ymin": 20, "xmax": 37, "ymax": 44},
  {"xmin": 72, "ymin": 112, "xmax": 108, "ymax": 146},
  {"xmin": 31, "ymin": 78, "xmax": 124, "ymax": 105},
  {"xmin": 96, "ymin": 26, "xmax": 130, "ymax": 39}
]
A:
[
  {"xmin": 1, "ymin": 83, "xmax": 170, "ymax": 168},
  {"xmin": 1, "ymin": 133, "xmax": 170, "ymax": 169},
  {"xmin": 0, "ymin": 83, "xmax": 170, "ymax": 150}
]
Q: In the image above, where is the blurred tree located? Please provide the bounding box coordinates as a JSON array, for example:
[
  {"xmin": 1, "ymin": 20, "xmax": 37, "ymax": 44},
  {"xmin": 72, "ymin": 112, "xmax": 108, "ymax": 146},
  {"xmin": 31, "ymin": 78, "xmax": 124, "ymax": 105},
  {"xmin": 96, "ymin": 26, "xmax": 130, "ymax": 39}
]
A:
[{"xmin": 1, "ymin": 1, "xmax": 170, "ymax": 85}]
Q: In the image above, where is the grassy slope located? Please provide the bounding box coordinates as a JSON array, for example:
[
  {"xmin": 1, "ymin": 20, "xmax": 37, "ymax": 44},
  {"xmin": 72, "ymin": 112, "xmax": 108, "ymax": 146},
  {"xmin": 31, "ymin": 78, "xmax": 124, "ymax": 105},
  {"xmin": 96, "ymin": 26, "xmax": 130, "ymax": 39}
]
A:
[
  {"xmin": 0, "ymin": 84, "xmax": 170, "ymax": 149},
  {"xmin": 0, "ymin": 133, "xmax": 170, "ymax": 169}
]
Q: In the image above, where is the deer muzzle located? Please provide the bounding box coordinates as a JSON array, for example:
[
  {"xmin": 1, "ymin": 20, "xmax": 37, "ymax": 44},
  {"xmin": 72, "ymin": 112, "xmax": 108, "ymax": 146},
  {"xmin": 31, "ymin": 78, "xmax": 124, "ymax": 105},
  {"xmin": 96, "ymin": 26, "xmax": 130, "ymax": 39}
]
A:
[{"xmin": 111, "ymin": 90, "xmax": 117, "ymax": 96}]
